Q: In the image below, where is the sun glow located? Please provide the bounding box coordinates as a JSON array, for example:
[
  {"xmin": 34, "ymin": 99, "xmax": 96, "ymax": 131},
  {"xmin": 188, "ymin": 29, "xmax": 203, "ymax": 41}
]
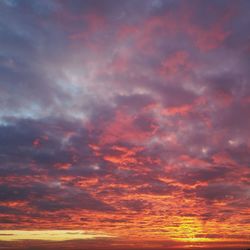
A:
[{"xmin": 170, "ymin": 217, "xmax": 206, "ymax": 242}]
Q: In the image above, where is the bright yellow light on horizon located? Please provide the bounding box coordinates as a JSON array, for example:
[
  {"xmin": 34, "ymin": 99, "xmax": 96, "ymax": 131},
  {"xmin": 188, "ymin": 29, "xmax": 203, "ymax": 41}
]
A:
[
  {"xmin": 163, "ymin": 216, "xmax": 207, "ymax": 243},
  {"xmin": 0, "ymin": 230, "xmax": 113, "ymax": 241}
]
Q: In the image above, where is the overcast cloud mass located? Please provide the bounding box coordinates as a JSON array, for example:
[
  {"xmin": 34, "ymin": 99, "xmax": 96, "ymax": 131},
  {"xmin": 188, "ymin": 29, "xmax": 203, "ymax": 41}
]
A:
[{"xmin": 0, "ymin": 0, "xmax": 250, "ymax": 249}]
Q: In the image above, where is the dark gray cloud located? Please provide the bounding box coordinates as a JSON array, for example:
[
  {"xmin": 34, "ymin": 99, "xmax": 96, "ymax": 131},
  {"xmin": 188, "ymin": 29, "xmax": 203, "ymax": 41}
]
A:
[{"xmin": 195, "ymin": 183, "xmax": 246, "ymax": 202}]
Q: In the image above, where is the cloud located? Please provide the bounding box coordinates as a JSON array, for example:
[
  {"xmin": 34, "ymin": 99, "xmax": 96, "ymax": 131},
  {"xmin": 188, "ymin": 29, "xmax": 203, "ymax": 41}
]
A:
[
  {"xmin": 0, "ymin": 0, "xmax": 250, "ymax": 247},
  {"xmin": 194, "ymin": 183, "xmax": 247, "ymax": 202}
]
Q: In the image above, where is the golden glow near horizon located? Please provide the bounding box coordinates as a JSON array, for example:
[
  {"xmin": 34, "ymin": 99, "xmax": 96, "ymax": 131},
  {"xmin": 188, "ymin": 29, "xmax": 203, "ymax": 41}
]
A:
[{"xmin": 0, "ymin": 230, "xmax": 114, "ymax": 241}]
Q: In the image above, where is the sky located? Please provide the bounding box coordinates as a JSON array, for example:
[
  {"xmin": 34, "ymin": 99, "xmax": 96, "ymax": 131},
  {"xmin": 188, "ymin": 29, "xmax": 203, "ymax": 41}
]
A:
[{"xmin": 0, "ymin": 0, "xmax": 250, "ymax": 249}]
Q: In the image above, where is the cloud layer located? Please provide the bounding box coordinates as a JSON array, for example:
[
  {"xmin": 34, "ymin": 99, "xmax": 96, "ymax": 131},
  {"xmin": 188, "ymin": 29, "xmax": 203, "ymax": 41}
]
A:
[{"xmin": 0, "ymin": 0, "xmax": 250, "ymax": 248}]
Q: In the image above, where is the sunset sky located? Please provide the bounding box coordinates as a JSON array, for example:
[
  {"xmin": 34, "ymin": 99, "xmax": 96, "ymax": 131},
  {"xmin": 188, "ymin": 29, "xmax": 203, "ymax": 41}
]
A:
[{"xmin": 0, "ymin": 0, "xmax": 250, "ymax": 249}]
